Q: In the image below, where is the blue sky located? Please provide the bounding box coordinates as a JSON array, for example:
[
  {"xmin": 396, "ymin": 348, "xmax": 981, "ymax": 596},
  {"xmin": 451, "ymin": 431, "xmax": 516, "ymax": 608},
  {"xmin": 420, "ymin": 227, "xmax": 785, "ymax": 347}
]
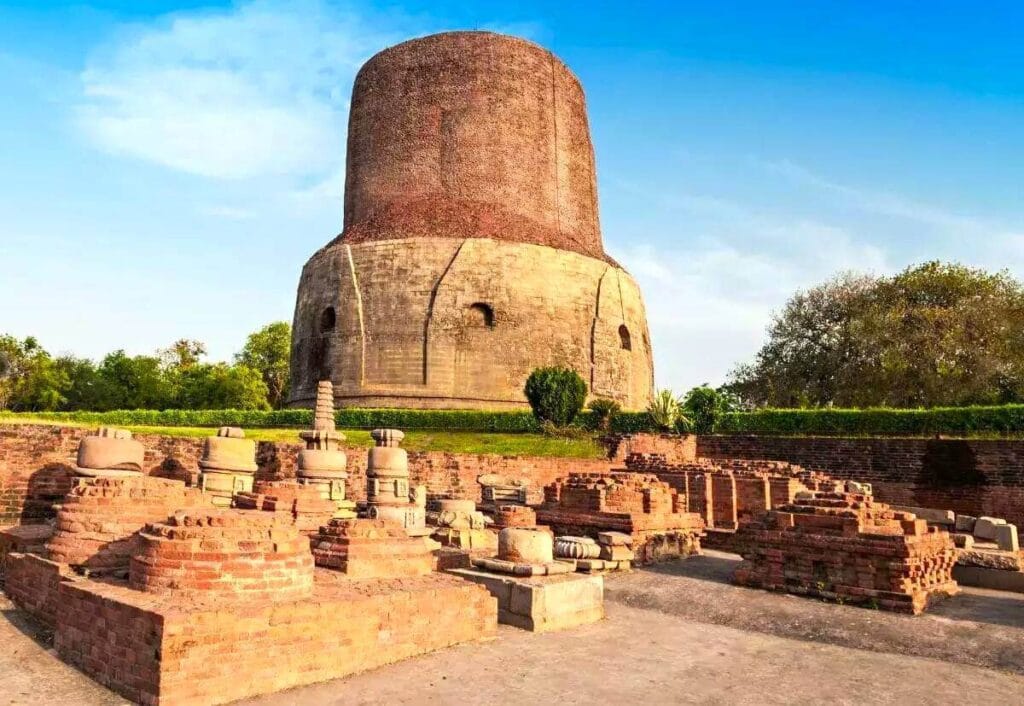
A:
[{"xmin": 1, "ymin": 1, "xmax": 1022, "ymax": 392}]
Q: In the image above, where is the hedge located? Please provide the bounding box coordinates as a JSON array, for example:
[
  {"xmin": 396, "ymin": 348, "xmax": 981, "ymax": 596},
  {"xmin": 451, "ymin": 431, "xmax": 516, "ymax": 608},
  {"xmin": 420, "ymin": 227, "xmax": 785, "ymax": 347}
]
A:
[
  {"xmin": 716, "ymin": 405, "xmax": 1024, "ymax": 436},
  {"xmin": 8, "ymin": 405, "xmax": 1024, "ymax": 437}
]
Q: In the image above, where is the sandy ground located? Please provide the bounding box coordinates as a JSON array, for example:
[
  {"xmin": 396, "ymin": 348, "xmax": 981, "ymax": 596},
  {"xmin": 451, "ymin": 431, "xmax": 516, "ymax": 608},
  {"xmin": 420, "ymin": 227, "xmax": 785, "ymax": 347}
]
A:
[{"xmin": 3, "ymin": 552, "xmax": 1024, "ymax": 705}]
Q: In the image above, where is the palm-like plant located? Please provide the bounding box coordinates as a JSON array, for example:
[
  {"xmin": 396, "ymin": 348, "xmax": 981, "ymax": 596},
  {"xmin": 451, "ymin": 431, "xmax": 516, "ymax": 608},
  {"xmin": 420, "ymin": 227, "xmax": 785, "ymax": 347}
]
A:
[{"xmin": 648, "ymin": 388, "xmax": 681, "ymax": 431}]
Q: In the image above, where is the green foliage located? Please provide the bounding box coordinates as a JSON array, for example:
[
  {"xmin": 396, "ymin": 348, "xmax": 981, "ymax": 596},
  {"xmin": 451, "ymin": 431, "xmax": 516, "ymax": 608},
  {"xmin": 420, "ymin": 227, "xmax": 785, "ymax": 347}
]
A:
[
  {"xmin": 0, "ymin": 322, "xmax": 289, "ymax": 412},
  {"xmin": 176, "ymin": 363, "xmax": 270, "ymax": 411},
  {"xmin": 523, "ymin": 367, "xmax": 588, "ymax": 427},
  {"xmin": 586, "ymin": 398, "xmax": 621, "ymax": 431},
  {"xmin": 727, "ymin": 262, "xmax": 1024, "ymax": 408},
  {"xmin": 647, "ymin": 388, "xmax": 682, "ymax": 431},
  {"xmin": 716, "ymin": 404, "xmax": 1024, "ymax": 436},
  {"xmin": 680, "ymin": 386, "xmax": 737, "ymax": 434},
  {"xmin": 236, "ymin": 322, "xmax": 291, "ymax": 409},
  {"xmin": 0, "ymin": 407, "xmax": 546, "ymax": 432},
  {"xmin": 0, "ymin": 335, "xmax": 69, "ymax": 412}
]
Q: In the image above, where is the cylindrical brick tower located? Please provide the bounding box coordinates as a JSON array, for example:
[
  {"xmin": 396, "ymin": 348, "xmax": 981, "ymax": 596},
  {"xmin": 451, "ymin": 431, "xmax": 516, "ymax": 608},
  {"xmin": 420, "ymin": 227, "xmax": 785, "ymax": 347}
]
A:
[{"xmin": 289, "ymin": 31, "xmax": 654, "ymax": 410}]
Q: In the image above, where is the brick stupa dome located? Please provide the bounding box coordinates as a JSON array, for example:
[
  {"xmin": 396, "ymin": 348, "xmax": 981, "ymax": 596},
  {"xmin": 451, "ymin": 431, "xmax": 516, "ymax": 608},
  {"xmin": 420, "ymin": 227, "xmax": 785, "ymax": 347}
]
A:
[{"xmin": 289, "ymin": 31, "xmax": 654, "ymax": 411}]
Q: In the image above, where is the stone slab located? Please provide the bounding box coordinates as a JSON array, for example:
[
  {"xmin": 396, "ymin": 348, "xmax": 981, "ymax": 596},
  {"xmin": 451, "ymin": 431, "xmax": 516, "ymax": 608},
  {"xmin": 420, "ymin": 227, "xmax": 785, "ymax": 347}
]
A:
[
  {"xmin": 449, "ymin": 567, "xmax": 604, "ymax": 633},
  {"xmin": 891, "ymin": 505, "xmax": 955, "ymax": 525},
  {"xmin": 472, "ymin": 557, "xmax": 575, "ymax": 576},
  {"xmin": 953, "ymin": 565, "xmax": 1024, "ymax": 594},
  {"xmin": 974, "ymin": 517, "xmax": 1007, "ymax": 540},
  {"xmin": 957, "ymin": 548, "xmax": 1023, "ymax": 571},
  {"xmin": 955, "ymin": 514, "xmax": 977, "ymax": 533},
  {"xmin": 597, "ymin": 531, "xmax": 632, "ymax": 546},
  {"xmin": 995, "ymin": 524, "xmax": 1019, "ymax": 552}
]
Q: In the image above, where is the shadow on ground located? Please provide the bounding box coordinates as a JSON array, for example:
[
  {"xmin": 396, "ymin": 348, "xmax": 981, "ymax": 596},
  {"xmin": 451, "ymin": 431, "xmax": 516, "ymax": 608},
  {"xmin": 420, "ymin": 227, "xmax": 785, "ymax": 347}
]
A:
[{"xmin": 606, "ymin": 550, "xmax": 1024, "ymax": 675}]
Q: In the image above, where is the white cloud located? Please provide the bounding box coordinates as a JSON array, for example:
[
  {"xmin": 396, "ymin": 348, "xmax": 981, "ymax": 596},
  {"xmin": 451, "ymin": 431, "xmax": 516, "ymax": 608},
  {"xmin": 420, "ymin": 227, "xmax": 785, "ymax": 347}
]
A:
[
  {"xmin": 76, "ymin": 0, "xmax": 399, "ymax": 179},
  {"xmin": 609, "ymin": 187, "xmax": 890, "ymax": 391}
]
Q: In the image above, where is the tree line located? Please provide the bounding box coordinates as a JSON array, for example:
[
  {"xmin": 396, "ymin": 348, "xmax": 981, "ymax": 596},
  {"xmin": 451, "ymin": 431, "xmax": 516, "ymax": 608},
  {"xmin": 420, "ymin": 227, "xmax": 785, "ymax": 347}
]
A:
[
  {"xmin": 726, "ymin": 261, "xmax": 1024, "ymax": 408},
  {"xmin": 0, "ymin": 322, "xmax": 291, "ymax": 412}
]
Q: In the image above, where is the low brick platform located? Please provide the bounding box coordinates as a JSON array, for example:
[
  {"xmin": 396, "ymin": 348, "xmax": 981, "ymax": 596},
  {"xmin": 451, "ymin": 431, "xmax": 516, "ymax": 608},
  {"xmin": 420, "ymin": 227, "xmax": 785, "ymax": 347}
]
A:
[
  {"xmin": 46, "ymin": 476, "xmax": 210, "ymax": 575},
  {"xmin": 234, "ymin": 479, "xmax": 337, "ymax": 534},
  {"xmin": 130, "ymin": 510, "xmax": 314, "ymax": 600},
  {"xmin": 734, "ymin": 492, "xmax": 959, "ymax": 614},
  {"xmin": 536, "ymin": 472, "xmax": 704, "ymax": 563},
  {"xmin": 449, "ymin": 567, "xmax": 603, "ymax": 632},
  {"xmin": 312, "ymin": 518, "xmax": 435, "ymax": 578},
  {"xmin": 4, "ymin": 552, "xmax": 73, "ymax": 627},
  {"xmin": 0, "ymin": 524, "xmax": 52, "ymax": 581},
  {"xmin": 48, "ymin": 569, "xmax": 496, "ymax": 705}
]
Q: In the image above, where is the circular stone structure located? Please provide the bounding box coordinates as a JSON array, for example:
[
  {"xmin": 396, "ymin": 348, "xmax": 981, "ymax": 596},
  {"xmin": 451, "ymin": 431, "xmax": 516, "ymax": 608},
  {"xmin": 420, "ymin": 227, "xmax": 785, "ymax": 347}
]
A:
[
  {"xmin": 130, "ymin": 510, "xmax": 314, "ymax": 600},
  {"xmin": 289, "ymin": 31, "xmax": 654, "ymax": 411}
]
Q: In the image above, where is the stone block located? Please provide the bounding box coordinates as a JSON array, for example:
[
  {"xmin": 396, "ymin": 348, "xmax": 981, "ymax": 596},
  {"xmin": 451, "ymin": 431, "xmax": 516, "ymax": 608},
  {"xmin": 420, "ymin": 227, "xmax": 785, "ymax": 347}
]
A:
[
  {"xmin": 597, "ymin": 531, "xmax": 632, "ymax": 546},
  {"xmin": 995, "ymin": 523, "xmax": 1019, "ymax": 552},
  {"xmin": 955, "ymin": 514, "xmax": 977, "ymax": 533},
  {"xmin": 953, "ymin": 565, "xmax": 1024, "ymax": 593},
  {"xmin": 891, "ymin": 505, "xmax": 955, "ymax": 525},
  {"xmin": 599, "ymin": 544, "xmax": 634, "ymax": 561},
  {"xmin": 952, "ymin": 533, "xmax": 975, "ymax": 549},
  {"xmin": 450, "ymin": 568, "xmax": 603, "ymax": 633},
  {"xmin": 974, "ymin": 516, "xmax": 1007, "ymax": 540}
]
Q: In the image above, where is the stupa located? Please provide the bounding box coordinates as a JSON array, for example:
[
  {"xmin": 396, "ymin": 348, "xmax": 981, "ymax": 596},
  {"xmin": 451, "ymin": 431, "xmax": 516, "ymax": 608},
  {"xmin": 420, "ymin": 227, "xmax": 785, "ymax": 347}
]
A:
[
  {"xmin": 198, "ymin": 426, "xmax": 257, "ymax": 507},
  {"xmin": 364, "ymin": 428, "xmax": 427, "ymax": 534},
  {"xmin": 296, "ymin": 380, "xmax": 356, "ymax": 518}
]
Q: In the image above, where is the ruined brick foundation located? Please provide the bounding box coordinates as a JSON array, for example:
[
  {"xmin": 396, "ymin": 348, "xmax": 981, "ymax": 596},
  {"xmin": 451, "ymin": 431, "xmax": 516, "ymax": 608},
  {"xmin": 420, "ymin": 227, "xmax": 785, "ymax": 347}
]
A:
[
  {"xmin": 734, "ymin": 492, "xmax": 959, "ymax": 614},
  {"xmin": 535, "ymin": 472, "xmax": 704, "ymax": 563}
]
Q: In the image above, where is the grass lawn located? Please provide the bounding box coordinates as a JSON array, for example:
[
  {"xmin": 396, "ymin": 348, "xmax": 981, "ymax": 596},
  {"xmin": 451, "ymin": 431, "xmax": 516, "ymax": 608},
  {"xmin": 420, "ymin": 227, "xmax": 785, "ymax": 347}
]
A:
[{"xmin": 1, "ymin": 415, "xmax": 607, "ymax": 459}]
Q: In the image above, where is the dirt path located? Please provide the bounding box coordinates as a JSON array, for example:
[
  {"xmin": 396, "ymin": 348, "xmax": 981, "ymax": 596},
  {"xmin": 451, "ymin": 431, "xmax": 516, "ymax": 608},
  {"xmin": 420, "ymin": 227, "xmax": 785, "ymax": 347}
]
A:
[{"xmin": 3, "ymin": 555, "xmax": 1024, "ymax": 705}]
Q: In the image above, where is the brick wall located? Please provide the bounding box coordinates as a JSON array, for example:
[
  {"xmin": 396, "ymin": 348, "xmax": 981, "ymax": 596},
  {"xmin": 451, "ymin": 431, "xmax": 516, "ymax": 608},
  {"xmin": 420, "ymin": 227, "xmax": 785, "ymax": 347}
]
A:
[
  {"xmin": 56, "ymin": 573, "xmax": 496, "ymax": 705},
  {"xmin": 0, "ymin": 424, "xmax": 610, "ymax": 525},
  {"xmin": 698, "ymin": 435, "xmax": 1024, "ymax": 528}
]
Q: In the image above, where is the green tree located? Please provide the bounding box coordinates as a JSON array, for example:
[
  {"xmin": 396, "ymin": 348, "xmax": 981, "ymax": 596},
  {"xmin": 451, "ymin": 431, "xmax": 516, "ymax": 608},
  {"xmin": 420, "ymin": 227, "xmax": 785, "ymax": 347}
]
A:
[
  {"xmin": 93, "ymin": 350, "xmax": 173, "ymax": 410},
  {"xmin": 680, "ymin": 386, "xmax": 736, "ymax": 434},
  {"xmin": 177, "ymin": 363, "xmax": 270, "ymax": 410},
  {"xmin": 53, "ymin": 356, "xmax": 100, "ymax": 411},
  {"xmin": 524, "ymin": 367, "xmax": 588, "ymax": 427},
  {"xmin": 236, "ymin": 322, "xmax": 291, "ymax": 409},
  {"xmin": 0, "ymin": 335, "xmax": 69, "ymax": 411},
  {"xmin": 727, "ymin": 262, "xmax": 1024, "ymax": 408}
]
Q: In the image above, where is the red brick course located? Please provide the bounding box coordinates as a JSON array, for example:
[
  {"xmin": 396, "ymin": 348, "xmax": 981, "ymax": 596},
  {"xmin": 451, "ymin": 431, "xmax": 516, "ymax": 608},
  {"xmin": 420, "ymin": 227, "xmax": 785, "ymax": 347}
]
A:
[
  {"xmin": 536, "ymin": 472, "xmax": 704, "ymax": 563},
  {"xmin": 55, "ymin": 570, "xmax": 497, "ymax": 706},
  {"xmin": 130, "ymin": 510, "xmax": 314, "ymax": 601},
  {"xmin": 311, "ymin": 518, "xmax": 435, "ymax": 578},
  {"xmin": 0, "ymin": 423, "xmax": 611, "ymax": 525},
  {"xmin": 734, "ymin": 492, "xmax": 959, "ymax": 614},
  {"xmin": 3, "ymin": 552, "xmax": 72, "ymax": 627},
  {"xmin": 46, "ymin": 476, "xmax": 211, "ymax": 574},
  {"xmin": 699, "ymin": 435, "xmax": 1024, "ymax": 528}
]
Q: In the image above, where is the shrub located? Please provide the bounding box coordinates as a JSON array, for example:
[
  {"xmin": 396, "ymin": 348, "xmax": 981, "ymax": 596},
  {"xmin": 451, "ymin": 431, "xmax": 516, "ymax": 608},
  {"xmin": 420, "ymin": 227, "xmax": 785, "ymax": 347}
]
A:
[
  {"xmin": 587, "ymin": 398, "xmax": 621, "ymax": 431},
  {"xmin": 715, "ymin": 404, "xmax": 1024, "ymax": 436},
  {"xmin": 523, "ymin": 367, "xmax": 588, "ymax": 427},
  {"xmin": 681, "ymin": 386, "xmax": 734, "ymax": 434},
  {"xmin": 648, "ymin": 389, "xmax": 682, "ymax": 431}
]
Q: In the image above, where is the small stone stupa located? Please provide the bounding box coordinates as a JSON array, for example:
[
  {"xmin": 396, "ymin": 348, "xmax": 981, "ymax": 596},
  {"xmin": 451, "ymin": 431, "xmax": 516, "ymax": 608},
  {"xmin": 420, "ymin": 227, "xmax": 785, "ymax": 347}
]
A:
[
  {"xmin": 364, "ymin": 428, "xmax": 427, "ymax": 535},
  {"xmin": 198, "ymin": 426, "xmax": 257, "ymax": 507},
  {"xmin": 296, "ymin": 381, "xmax": 355, "ymax": 518},
  {"xmin": 73, "ymin": 427, "xmax": 145, "ymax": 477}
]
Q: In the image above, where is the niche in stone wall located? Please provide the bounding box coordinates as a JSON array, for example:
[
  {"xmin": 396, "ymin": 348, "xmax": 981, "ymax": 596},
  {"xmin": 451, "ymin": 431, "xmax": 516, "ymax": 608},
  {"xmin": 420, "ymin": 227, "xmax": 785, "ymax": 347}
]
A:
[
  {"xmin": 618, "ymin": 324, "xmax": 632, "ymax": 351},
  {"xmin": 320, "ymin": 306, "xmax": 337, "ymax": 333},
  {"xmin": 466, "ymin": 302, "xmax": 495, "ymax": 328}
]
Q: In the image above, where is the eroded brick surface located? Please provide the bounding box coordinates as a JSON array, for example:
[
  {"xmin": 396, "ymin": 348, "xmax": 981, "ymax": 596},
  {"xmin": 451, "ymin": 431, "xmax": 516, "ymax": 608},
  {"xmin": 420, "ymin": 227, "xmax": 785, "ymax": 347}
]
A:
[
  {"xmin": 734, "ymin": 492, "xmax": 959, "ymax": 614},
  {"xmin": 536, "ymin": 472, "xmax": 704, "ymax": 563}
]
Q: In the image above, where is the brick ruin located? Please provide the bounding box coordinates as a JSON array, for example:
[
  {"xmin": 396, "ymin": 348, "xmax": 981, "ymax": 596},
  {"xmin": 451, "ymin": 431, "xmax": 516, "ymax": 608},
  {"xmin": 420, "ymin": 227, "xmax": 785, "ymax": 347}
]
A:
[
  {"xmin": 733, "ymin": 492, "xmax": 959, "ymax": 614},
  {"xmin": 535, "ymin": 471, "xmax": 704, "ymax": 563}
]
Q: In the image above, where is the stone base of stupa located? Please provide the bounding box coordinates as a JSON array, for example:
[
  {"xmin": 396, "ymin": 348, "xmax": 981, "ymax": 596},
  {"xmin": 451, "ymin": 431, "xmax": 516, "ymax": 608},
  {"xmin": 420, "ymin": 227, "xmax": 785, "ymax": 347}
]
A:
[{"xmin": 448, "ymin": 567, "xmax": 604, "ymax": 632}]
